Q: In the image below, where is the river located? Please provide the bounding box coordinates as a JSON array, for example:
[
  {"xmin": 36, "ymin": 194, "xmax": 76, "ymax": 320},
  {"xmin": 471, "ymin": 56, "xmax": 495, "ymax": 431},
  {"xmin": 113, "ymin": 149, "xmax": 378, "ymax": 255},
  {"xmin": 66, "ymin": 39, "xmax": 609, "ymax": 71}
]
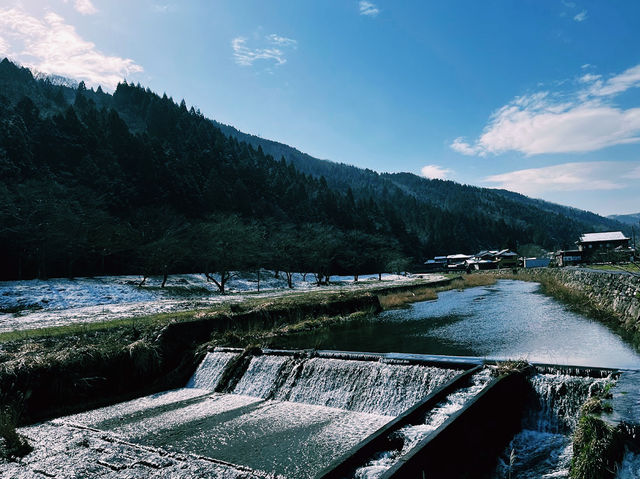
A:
[{"xmin": 270, "ymin": 279, "xmax": 640, "ymax": 370}]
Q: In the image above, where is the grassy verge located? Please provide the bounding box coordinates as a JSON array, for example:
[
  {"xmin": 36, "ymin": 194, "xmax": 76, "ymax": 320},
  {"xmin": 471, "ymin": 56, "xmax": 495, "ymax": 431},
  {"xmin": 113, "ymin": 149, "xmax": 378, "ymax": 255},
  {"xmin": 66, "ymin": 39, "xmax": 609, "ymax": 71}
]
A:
[
  {"xmin": 587, "ymin": 264, "xmax": 640, "ymax": 274},
  {"xmin": 0, "ymin": 278, "xmax": 434, "ymax": 344},
  {"xmin": 377, "ymin": 274, "xmax": 497, "ymax": 310},
  {"xmin": 203, "ymin": 310, "xmax": 373, "ymax": 352},
  {"xmin": 570, "ymin": 383, "xmax": 623, "ymax": 479}
]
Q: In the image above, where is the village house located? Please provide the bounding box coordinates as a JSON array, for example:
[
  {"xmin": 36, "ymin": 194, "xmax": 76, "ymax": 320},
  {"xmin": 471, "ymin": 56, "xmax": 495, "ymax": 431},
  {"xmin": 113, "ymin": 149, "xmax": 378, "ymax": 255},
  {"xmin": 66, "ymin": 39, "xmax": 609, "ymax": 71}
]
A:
[
  {"xmin": 555, "ymin": 250, "xmax": 583, "ymax": 267},
  {"xmin": 424, "ymin": 249, "xmax": 520, "ymax": 271},
  {"xmin": 495, "ymin": 249, "xmax": 518, "ymax": 268},
  {"xmin": 576, "ymin": 231, "xmax": 632, "ymax": 263}
]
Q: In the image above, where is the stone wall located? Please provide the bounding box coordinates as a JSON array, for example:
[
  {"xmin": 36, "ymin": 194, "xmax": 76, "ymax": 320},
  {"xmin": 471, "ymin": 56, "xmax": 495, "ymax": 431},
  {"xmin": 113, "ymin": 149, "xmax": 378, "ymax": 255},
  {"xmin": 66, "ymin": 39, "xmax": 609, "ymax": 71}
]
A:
[{"xmin": 493, "ymin": 268, "xmax": 640, "ymax": 336}]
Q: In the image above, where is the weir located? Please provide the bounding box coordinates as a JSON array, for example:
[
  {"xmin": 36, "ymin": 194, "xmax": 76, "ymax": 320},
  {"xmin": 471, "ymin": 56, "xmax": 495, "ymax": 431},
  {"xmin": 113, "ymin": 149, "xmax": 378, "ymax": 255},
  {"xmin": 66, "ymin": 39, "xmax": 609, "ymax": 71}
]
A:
[{"xmin": 12, "ymin": 349, "xmax": 640, "ymax": 479}]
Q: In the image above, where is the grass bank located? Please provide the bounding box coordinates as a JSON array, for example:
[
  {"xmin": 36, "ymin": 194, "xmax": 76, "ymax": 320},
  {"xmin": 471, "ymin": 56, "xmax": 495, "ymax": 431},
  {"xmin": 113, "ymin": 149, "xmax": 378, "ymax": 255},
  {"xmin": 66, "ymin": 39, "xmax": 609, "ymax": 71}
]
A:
[
  {"xmin": 570, "ymin": 384, "xmax": 624, "ymax": 479},
  {"xmin": 377, "ymin": 274, "xmax": 496, "ymax": 310},
  {"xmin": 587, "ymin": 264, "xmax": 640, "ymax": 274}
]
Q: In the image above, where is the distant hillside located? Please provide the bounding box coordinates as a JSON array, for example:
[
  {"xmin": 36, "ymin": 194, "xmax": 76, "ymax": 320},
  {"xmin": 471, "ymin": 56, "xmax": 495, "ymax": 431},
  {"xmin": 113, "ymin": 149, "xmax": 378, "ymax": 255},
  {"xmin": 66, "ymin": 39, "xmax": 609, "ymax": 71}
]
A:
[
  {"xmin": 214, "ymin": 119, "xmax": 627, "ymax": 238},
  {"xmin": 0, "ymin": 58, "xmax": 629, "ymax": 280},
  {"xmin": 608, "ymin": 213, "xmax": 640, "ymax": 226}
]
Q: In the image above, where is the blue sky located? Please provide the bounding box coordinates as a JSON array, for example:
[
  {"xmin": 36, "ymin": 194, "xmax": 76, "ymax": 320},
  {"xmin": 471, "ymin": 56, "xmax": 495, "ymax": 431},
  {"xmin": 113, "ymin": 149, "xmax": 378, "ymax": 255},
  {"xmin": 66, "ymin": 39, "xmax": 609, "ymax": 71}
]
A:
[{"xmin": 1, "ymin": 0, "xmax": 640, "ymax": 216}]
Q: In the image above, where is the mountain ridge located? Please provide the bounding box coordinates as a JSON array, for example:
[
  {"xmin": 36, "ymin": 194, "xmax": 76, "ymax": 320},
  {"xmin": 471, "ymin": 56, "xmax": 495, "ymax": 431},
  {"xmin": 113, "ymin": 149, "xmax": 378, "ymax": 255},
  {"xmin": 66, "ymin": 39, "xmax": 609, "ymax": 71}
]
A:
[
  {"xmin": 0, "ymin": 57, "xmax": 631, "ymax": 280},
  {"xmin": 213, "ymin": 118, "xmax": 626, "ymax": 235}
]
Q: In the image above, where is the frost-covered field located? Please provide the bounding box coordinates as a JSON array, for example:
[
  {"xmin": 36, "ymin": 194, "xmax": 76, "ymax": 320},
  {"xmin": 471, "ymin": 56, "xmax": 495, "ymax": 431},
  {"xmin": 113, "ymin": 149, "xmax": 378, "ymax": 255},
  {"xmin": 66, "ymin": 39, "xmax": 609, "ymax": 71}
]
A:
[{"xmin": 0, "ymin": 272, "xmax": 441, "ymax": 333}]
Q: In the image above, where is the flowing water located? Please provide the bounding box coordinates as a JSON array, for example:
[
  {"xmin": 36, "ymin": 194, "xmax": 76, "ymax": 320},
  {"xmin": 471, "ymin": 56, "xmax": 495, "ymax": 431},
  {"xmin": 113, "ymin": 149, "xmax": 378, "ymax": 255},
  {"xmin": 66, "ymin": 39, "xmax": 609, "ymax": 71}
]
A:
[
  {"xmin": 270, "ymin": 280, "xmax": 640, "ymax": 369},
  {"xmin": 33, "ymin": 351, "xmax": 462, "ymax": 478},
  {"xmin": 353, "ymin": 368, "xmax": 493, "ymax": 479},
  {"xmin": 617, "ymin": 449, "xmax": 640, "ymax": 478},
  {"xmin": 492, "ymin": 372, "xmax": 612, "ymax": 479}
]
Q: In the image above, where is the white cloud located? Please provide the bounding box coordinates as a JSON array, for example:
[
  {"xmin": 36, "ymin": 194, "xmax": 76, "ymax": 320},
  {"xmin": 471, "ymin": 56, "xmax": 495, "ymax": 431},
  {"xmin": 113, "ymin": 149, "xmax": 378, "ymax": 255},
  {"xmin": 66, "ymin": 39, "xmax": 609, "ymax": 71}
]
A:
[
  {"xmin": 266, "ymin": 34, "xmax": 297, "ymax": 48},
  {"xmin": 0, "ymin": 8, "xmax": 142, "ymax": 90},
  {"xmin": 73, "ymin": 0, "xmax": 97, "ymax": 15},
  {"xmin": 0, "ymin": 35, "xmax": 10, "ymax": 56},
  {"xmin": 232, "ymin": 34, "xmax": 297, "ymax": 67},
  {"xmin": 588, "ymin": 64, "xmax": 640, "ymax": 97},
  {"xmin": 450, "ymin": 137, "xmax": 478, "ymax": 155},
  {"xmin": 359, "ymin": 1, "xmax": 380, "ymax": 17},
  {"xmin": 152, "ymin": 4, "xmax": 175, "ymax": 13},
  {"xmin": 573, "ymin": 10, "xmax": 587, "ymax": 22},
  {"xmin": 579, "ymin": 73, "xmax": 600, "ymax": 83},
  {"xmin": 420, "ymin": 164, "xmax": 453, "ymax": 180},
  {"xmin": 484, "ymin": 162, "xmax": 640, "ymax": 196},
  {"xmin": 451, "ymin": 63, "xmax": 640, "ymax": 156}
]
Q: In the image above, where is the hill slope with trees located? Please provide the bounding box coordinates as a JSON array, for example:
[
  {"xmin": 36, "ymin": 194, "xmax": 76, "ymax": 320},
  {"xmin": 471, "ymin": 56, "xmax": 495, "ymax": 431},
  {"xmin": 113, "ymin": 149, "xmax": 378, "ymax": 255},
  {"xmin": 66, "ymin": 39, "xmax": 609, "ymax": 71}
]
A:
[{"xmin": 0, "ymin": 58, "xmax": 627, "ymax": 281}]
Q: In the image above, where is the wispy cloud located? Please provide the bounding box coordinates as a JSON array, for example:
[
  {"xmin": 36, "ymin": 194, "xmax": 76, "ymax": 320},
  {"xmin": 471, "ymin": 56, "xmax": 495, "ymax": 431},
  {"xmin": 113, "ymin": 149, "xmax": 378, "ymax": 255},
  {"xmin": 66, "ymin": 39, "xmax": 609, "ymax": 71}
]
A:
[
  {"xmin": 484, "ymin": 162, "xmax": 640, "ymax": 195},
  {"xmin": 578, "ymin": 73, "xmax": 601, "ymax": 84},
  {"xmin": 0, "ymin": 8, "xmax": 142, "ymax": 89},
  {"xmin": 450, "ymin": 138, "xmax": 478, "ymax": 156},
  {"xmin": 450, "ymin": 64, "xmax": 640, "ymax": 156},
  {"xmin": 74, "ymin": 0, "xmax": 97, "ymax": 15},
  {"xmin": 152, "ymin": 4, "xmax": 176, "ymax": 14},
  {"xmin": 266, "ymin": 34, "xmax": 297, "ymax": 47},
  {"xmin": 359, "ymin": 1, "xmax": 380, "ymax": 17},
  {"xmin": 0, "ymin": 36, "xmax": 9, "ymax": 56},
  {"xmin": 420, "ymin": 164, "xmax": 453, "ymax": 180},
  {"xmin": 573, "ymin": 10, "xmax": 587, "ymax": 22},
  {"xmin": 63, "ymin": 0, "xmax": 98, "ymax": 15},
  {"xmin": 627, "ymin": 165, "xmax": 640, "ymax": 180},
  {"xmin": 232, "ymin": 34, "xmax": 297, "ymax": 67},
  {"xmin": 587, "ymin": 64, "xmax": 640, "ymax": 97}
]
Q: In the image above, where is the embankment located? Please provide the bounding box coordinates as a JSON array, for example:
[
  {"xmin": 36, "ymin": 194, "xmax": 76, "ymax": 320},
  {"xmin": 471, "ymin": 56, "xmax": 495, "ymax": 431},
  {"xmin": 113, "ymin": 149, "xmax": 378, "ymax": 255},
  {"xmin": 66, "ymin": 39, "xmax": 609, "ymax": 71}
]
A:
[
  {"xmin": 0, "ymin": 278, "xmax": 453, "ymax": 425},
  {"xmin": 489, "ymin": 268, "xmax": 640, "ymax": 344}
]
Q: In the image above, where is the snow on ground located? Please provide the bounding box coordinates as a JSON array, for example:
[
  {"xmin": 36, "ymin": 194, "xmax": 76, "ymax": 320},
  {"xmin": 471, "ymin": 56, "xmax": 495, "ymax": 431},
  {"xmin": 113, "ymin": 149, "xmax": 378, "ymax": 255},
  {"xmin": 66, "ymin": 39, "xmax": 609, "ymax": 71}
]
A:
[{"xmin": 0, "ymin": 272, "xmax": 446, "ymax": 333}]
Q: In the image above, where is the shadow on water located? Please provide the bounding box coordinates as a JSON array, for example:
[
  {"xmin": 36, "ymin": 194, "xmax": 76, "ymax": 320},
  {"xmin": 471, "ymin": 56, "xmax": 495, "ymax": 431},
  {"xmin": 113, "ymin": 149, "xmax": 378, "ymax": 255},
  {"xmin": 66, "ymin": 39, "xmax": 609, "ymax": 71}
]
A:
[{"xmin": 269, "ymin": 279, "xmax": 640, "ymax": 370}]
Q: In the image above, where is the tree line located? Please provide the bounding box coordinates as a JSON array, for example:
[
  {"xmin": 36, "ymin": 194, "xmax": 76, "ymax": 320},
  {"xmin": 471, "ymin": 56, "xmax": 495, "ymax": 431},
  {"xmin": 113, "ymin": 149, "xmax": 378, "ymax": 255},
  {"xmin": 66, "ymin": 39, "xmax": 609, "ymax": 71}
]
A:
[{"xmin": 0, "ymin": 60, "xmax": 413, "ymax": 282}]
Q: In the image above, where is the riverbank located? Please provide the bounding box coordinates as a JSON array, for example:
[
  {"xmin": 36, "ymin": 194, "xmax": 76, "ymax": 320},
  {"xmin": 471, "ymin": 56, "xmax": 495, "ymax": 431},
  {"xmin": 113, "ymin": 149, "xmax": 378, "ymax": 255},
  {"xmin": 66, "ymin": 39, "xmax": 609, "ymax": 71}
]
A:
[{"xmin": 3, "ymin": 274, "xmax": 488, "ymax": 427}]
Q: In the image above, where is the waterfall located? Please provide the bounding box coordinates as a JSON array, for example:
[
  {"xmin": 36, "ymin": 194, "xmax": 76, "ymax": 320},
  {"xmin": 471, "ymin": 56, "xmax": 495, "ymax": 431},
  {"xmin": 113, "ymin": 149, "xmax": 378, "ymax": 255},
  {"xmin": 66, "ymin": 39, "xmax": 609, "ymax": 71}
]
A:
[
  {"xmin": 233, "ymin": 354, "xmax": 296, "ymax": 398},
  {"xmin": 188, "ymin": 352, "xmax": 460, "ymax": 416},
  {"xmin": 186, "ymin": 351, "xmax": 240, "ymax": 391},
  {"xmin": 526, "ymin": 373, "xmax": 610, "ymax": 433},
  {"xmin": 353, "ymin": 368, "xmax": 492, "ymax": 479},
  {"xmin": 492, "ymin": 372, "xmax": 614, "ymax": 479},
  {"xmin": 270, "ymin": 357, "xmax": 459, "ymax": 416}
]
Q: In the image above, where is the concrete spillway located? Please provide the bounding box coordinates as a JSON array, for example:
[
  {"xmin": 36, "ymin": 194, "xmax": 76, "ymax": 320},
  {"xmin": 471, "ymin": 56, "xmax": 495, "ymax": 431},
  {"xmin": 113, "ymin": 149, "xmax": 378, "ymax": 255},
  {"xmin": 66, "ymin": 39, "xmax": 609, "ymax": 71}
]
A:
[
  {"xmin": 7, "ymin": 349, "xmax": 634, "ymax": 479},
  {"xmin": 11, "ymin": 349, "xmax": 468, "ymax": 478}
]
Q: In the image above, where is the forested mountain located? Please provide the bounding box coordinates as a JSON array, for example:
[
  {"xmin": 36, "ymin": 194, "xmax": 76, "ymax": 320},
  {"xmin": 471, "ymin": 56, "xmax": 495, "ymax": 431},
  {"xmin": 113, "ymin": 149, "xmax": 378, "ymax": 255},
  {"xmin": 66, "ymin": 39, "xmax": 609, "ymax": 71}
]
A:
[
  {"xmin": 215, "ymin": 121, "xmax": 625, "ymax": 236},
  {"xmin": 0, "ymin": 58, "xmax": 628, "ymax": 281},
  {"xmin": 608, "ymin": 213, "xmax": 640, "ymax": 226}
]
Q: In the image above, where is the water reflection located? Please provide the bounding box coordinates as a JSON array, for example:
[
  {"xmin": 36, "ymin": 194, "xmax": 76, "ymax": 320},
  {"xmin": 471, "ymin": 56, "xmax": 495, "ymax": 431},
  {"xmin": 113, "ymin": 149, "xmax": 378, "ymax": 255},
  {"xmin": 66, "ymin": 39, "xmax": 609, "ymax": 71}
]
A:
[{"xmin": 270, "ymin": 280, "xmax": 640, "ymax": 369}]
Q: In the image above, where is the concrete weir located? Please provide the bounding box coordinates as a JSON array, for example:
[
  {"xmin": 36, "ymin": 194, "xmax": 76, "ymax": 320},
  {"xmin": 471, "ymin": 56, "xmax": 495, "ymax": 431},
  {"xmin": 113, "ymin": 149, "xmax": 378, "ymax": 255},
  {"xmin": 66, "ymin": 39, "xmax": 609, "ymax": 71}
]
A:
[{"xmin": 9, "ymin": 349, "xmax": 640, "ymax": 479}]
